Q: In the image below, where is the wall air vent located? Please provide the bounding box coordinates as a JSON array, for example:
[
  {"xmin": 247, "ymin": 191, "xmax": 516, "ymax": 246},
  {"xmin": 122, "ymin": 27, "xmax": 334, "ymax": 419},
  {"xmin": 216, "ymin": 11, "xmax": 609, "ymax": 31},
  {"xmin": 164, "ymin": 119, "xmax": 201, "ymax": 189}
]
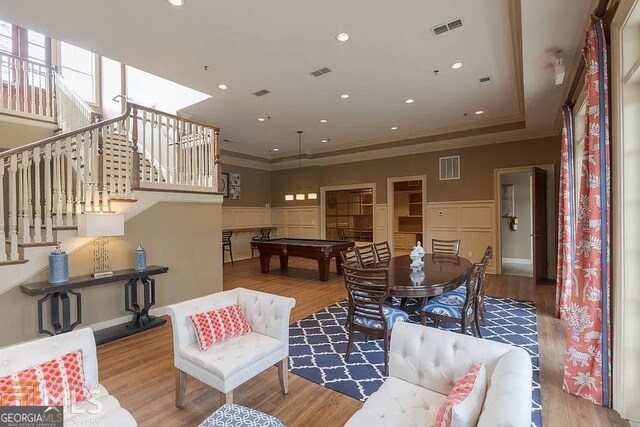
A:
[
  {"xmin": 478, "ymin": 76, "xmax": 493, "ymax": 87},
  {"xmin": 311, "ymin": 67, "xmax": 332, "ymax": 77},
  {"xmin": 439, "ymin": 156, "xmax": 460, "ymax": 180},
  {"xmin": 253, "ymin": 89, "xmax": 271, "ymax": 97},
  {"xmin": 430, "ymin": 18, "xmax": 464, "ymax": 36}
]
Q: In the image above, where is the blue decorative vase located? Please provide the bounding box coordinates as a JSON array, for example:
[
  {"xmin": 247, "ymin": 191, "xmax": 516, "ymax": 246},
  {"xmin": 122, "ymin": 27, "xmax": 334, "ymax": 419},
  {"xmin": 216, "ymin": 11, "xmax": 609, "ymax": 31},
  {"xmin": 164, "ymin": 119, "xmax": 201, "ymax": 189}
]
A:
[
  {"xmin": 134, "ymin": 243, "xmax": 147, "ymax": 271},
  {"xmin": 49, "ymin": 244, "xmax": 69, "ymax": 284}
]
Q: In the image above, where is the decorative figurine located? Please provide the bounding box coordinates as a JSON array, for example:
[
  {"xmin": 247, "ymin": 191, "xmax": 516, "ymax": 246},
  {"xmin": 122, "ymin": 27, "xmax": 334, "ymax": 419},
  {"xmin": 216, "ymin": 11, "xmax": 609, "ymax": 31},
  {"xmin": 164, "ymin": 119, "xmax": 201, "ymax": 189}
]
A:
[
  {"xmin": 134, "ymin": 243, "xmax": 147, "ymax": 271},
  {"xmin": 410, "ymin": 241, "xmax": 425, "ymax": 268},
  {"xmin": 49, "ymin": 243, "xmax": 69, "ymax": 284}
]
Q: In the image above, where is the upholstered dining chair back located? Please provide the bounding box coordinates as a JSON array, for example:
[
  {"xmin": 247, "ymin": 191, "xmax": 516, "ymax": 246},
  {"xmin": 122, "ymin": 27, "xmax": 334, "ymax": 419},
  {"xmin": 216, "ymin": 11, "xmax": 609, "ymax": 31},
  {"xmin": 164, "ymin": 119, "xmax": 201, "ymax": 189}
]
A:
[
  {"xmin": 373, "ymin": 241, "xmax": 392, "ymax": 263},
  {"xmin": 431, "ymin": 239, "xmax": 461, "ymax": 256},
  {"xmin": 462, "ymin": 262, "xmax": 485, "ymax": 317},
  {"xmin": 343, "ymin": 265, "xmax": 390, "ymax": 328},
  {"xmin": 222, "ymin": 231, "xmax": 233, "ymax": 244},
  {"xmin": 341, "ymin": 247, "xmax": 361, "ymax": 267},
  {"xmin": 356, "ymin": 244, "xmax": 377, "ymax": 267}
]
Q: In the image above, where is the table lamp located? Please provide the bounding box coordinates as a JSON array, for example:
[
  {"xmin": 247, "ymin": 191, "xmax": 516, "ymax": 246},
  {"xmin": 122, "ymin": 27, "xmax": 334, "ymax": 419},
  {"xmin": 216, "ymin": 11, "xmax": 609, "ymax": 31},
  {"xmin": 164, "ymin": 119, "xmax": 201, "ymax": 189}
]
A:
[{"xmin": 78, "ymin": 213, "xmax": 125, "ymax": 278}]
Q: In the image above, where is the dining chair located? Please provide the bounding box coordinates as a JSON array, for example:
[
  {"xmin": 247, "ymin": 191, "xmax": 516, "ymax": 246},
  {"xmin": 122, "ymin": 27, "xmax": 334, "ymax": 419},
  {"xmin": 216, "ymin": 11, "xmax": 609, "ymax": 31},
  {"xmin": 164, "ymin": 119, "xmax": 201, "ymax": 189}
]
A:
[
  {"xmin": 356, "ymin": 244, "xmax": 377, "ymax": 267},
  {"xmin": 431, "ymin": 239, "xmax": 461, "ymax": 256},
  {"xmin": 420, "ymin": 260, "xmax": 485, "ymax": 337},
  {"xmin": 340, "ymin": 247, "xmax": 361, "ymax": 267},
  {"xmin": 251, "ymin": 228, "xmax": 273, "ymax": 258},
  {"xmin": 450, "ymin": 245, "xmax": 493, "ymax": 325},
  {"xmin": 342, "ymin": 265, "xmax": 408, "ymax": 375},
  {"xmin": 222, "ymin": 231, "xmax": 234, "ymax": 265},
  {"xmin": 373, "ymin": 241, "xmax": 392, "ymax": 263}
]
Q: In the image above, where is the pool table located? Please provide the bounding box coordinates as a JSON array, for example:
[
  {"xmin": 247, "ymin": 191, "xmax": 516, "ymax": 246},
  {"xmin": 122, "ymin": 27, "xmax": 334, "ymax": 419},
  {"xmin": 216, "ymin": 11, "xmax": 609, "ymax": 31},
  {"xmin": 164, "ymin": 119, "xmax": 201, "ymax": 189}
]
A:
[{"xmin": 251, "ymin": 238, "xmax": 355, "ymax": 281}]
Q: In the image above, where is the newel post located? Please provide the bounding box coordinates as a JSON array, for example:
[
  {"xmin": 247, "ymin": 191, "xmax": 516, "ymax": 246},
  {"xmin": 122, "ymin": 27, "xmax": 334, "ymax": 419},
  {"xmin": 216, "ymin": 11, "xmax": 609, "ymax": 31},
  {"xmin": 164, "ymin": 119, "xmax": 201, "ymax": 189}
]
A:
[
  {"xmin": 214, "ymin": 129, "xmax": 221, "ymax": 193},
  {"xmin": 130, "ymin": 106, "xmax": 140, "ymax": 190}
]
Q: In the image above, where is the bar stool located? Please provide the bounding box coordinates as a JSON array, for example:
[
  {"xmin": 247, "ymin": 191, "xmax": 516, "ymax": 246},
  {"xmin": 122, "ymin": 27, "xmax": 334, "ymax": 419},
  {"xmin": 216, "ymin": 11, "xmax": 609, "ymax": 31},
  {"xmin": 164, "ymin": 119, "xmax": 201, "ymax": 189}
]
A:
[
  {"xmin": 251, "ymin": 228, "xmax": 273, "ymax": 258},
  {"xmin": 222, "ymin": 231, "xmax": 234, "ymax": 265}
]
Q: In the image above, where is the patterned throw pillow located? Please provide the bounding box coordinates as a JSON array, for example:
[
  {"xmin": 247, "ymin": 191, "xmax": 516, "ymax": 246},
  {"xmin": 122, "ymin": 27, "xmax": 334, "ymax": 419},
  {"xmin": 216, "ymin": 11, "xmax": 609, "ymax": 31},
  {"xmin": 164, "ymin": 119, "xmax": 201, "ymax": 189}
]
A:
[
  {"xmin": 435, "ymin": 364, "xmax": 487, "ymax": 427},
  {"xmin": 0, "ymin": 350, "xmax": 89, "ymax": 408},
  {"xmin": 190, "ymin": 304, "xmax": 251, "ymax": 351}
]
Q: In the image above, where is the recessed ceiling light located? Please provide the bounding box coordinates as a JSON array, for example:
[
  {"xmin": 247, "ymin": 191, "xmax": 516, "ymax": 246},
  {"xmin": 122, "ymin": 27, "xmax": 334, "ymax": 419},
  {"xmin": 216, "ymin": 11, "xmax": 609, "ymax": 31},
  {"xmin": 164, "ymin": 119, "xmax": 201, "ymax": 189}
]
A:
[
  {"xmin": 321, "ymin": 139, "xmax": 329, "ymax": 143},
  {"xmin": 405, "ymin": 99, "xmax": 415, "ymax": 104},
  {"xmin": 258, "ymin": 117, "xmax": 266, "ymax": 122},
  {"xmin": 391, "ymin": 126, "xmax": 398, "ymax": 130},
  {"xmin": 272, "ymin": 148, "xmax": 279, "ymax": 152},
  {"xmin": 320, "ymin": 119, "xmax": 328, "ymax": 123},
  {"xmin": 336, "ymin": 33, "xmax": 350, "ymax": 42},
  {"xmin": 167, "ymin": 0, "xmax": 184, "ymax": 6},
  {"xmin": 218, "ymin": 84, "xmax": 228, "ymax": 90},
  {"xmin": 451, "ymin": 62, "xmax": 464, "ymax": 69},
  {"xmin": 474, "ymin": 110, "xmax": 485, "ymax": 115},
  {"xmin": 340, "ymin": 94, "xmax": 350, "ymax": 99}
]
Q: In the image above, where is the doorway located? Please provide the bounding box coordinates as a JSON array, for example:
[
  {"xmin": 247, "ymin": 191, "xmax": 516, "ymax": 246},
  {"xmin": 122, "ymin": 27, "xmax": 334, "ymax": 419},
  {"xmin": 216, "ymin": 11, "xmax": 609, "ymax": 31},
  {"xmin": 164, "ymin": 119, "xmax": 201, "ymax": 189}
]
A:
[
  {"xmin": 387, "ymin": 176, "xmax": 427, "ymax": 255},
  {"xmin": 494, "ymin": 165, "xmax": 555, "ymax": 283}
]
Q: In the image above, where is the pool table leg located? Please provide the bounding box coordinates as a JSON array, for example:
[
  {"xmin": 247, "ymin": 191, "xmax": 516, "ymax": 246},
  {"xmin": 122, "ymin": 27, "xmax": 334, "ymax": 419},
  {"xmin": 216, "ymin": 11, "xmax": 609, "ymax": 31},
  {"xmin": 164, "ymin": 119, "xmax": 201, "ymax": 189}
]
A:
[
  {"xmin": 259, "ymin": 255, "xmax": 271, "ymax": 273},
  {"xmin": 335, "ymin": 256, "xmax": 344, "ymax": 275},
  {"xmin": 279, "ymin": 255, "xmax": 289, "ymax": 270},
  {"xmin": 318, "ymin": 258, "xmax": 331, "ymax": 281}
]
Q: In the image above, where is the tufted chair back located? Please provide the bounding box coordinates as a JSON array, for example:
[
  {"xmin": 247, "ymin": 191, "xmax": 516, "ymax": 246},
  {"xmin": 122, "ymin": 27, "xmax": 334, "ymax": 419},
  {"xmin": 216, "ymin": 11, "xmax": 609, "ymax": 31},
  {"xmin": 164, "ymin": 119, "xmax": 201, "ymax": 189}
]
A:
[
  {"xmin": 0, "ymin": 328, "xmax": 99, "ymax": 388},
  {"xmin": 167, "ymin": 288, "xmax": 296, "ymax": 362}
]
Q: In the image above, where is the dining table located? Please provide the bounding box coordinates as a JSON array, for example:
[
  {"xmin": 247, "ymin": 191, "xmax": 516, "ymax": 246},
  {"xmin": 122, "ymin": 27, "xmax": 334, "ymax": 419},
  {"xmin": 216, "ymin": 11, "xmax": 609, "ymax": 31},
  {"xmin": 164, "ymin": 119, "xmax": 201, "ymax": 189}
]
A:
[{"xmin": 375, "ymin": 254, "xmax": 472, "ymax": 300}]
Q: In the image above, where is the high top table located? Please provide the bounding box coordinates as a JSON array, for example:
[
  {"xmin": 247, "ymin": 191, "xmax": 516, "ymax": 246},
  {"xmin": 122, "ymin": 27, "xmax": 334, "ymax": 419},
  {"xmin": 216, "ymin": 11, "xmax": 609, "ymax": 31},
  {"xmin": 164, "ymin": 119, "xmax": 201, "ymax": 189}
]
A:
[{"xmin": 20, "ymin": 265, "xmax": 169, "ymax": 345}]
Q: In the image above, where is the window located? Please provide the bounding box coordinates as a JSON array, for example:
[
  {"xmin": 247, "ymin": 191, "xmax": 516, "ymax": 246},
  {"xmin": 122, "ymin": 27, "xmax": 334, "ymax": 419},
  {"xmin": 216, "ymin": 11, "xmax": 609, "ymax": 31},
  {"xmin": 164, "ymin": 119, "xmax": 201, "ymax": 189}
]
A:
[
  {"xmin": 0, "ymin": 20, "xmax": 13, "ymax": 55},
  {"xmin": 60, "ymin": 42, "xmax": 97, "ymax": 103},
  {"xmin": 27, "ymin": 30, "xmax": 46, "ymax": 64},
  {"xmin": 572, "ymin": 99, "xmax": 587, "ymax": 206},
  {"xmin": 325, "ymin": 188, "xmax": 374, "ymax": 242}
]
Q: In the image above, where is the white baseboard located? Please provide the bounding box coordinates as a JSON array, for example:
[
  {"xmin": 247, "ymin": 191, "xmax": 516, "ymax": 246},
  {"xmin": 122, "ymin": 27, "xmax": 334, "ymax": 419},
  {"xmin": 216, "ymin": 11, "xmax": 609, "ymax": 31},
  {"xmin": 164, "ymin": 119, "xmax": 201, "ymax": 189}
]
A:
[
  {"xmin": 85, "ymin": 305, "xmax": 169, "ymax": 332},
  {"xmin": 502, "ymin": 257, "xmax": 532, "ymax": 265}
]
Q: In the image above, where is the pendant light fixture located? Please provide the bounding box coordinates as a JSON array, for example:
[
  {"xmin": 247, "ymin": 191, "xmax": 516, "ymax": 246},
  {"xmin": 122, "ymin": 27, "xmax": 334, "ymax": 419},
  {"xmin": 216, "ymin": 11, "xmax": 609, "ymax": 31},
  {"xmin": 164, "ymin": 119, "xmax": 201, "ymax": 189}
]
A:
[{"xmin": 285, "ymin": 130, "xmax": 317, "ymax": 201}]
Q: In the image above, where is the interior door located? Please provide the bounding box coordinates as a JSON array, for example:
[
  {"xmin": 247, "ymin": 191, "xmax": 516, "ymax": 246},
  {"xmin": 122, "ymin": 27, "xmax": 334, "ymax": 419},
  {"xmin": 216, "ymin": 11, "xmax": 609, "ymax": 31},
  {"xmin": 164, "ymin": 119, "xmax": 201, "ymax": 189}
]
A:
[{"xmin": 532, "ymin": 167, "xmax": 548, "ymax": 284}]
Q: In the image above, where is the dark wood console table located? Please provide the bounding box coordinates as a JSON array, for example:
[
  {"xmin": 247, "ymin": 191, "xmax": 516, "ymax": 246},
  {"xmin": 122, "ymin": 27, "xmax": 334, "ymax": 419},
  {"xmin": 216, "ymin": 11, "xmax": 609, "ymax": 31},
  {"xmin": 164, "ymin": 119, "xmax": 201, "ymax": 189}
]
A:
[{"xmin": 20, "ymin": 265, "xmax": 169, "ymax": 345}]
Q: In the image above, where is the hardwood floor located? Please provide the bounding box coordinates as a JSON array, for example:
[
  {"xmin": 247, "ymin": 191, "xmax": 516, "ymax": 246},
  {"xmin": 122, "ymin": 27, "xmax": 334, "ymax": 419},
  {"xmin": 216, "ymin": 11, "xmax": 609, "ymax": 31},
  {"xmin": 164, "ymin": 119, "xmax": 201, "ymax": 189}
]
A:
[{"xmin": 97, "ymin": 257, "xmax": 628, "ymax": 427}]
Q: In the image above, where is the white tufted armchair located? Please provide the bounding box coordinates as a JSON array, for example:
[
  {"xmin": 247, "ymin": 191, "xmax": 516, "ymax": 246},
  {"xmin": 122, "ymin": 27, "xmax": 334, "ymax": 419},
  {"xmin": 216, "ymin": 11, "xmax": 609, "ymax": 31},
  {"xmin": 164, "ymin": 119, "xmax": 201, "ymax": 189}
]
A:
[
  {"xmin": 167, "ymin": 288, "xmax": 296, "ymax": 407},
  {"xmin": 346, "ymin": 322, "xmax": 532, "ymax": 427}
]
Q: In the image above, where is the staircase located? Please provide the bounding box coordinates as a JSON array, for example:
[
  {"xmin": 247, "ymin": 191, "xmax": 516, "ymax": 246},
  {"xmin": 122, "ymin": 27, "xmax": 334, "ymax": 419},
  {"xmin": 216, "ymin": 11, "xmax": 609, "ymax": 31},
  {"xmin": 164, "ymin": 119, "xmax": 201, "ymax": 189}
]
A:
[{"xmin": 0, "ymin": 58, "xmax": 222, "ymax": 294}]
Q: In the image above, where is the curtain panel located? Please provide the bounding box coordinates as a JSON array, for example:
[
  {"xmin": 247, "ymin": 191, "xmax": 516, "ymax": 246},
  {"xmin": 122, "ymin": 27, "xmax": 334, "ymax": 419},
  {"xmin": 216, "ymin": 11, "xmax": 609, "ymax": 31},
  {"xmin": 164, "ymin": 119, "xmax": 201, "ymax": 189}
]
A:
[
  {"xmin": 563, "ymin": 19, "xmax": 612, "ymax": 407},
  {"xmin": 556, "ymin": 105, "xmax": 575, "ymax": 320}
]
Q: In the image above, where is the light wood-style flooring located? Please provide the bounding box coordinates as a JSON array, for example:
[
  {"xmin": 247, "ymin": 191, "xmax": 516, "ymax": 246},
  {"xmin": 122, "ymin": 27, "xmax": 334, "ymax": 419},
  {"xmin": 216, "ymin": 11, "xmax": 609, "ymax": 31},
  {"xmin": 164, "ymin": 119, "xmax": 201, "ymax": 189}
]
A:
[{"xmin": 97, "ymin": 257, "xmax": 628, "ymax": 427}]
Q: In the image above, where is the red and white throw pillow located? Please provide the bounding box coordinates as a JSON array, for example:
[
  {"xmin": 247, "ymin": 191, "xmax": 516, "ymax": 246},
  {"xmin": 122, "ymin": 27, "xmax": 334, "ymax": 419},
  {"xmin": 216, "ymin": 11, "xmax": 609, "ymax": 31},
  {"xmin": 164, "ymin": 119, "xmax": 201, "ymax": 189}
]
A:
[
  {"xmin": 435, "ymin": 364, "xmax": 487, "ymax": 427},
  {"xmin": 190, "ymin": 304, "xmax": 251, "ymax": 351},
  {"xmin": 0, "ymin": 349, "xmax": 89, "ymax": 408}
]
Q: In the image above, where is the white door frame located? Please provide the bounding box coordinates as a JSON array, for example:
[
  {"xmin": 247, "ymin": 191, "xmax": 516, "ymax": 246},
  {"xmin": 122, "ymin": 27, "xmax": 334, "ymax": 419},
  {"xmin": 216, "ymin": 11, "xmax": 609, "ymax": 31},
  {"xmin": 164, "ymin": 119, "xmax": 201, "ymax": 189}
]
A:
[
  {"xmin": 493, "ymin": 165, "xmax": 555, "ymax": 277},
  {"xmin": 386, "ymin": 175, "xmax": 427, "ymax": 253},
  {"xmin": 319, "ymin": 183, "xmax": 377, "ymax": 242}
]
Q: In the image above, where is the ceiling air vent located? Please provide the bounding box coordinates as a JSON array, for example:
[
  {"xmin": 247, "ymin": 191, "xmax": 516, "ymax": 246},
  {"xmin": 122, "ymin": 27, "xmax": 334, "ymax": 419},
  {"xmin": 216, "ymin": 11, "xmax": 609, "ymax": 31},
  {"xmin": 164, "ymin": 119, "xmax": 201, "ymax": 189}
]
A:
[
  {"xmin": 311, "ymin": 67, "xmax": 332, "ymax": 77},
  {"xmin": 253, "ymin": 89, "xmax": 271, "ymax": 97},
  {"xmin": 439, "ymin": 156, "xmax": 460, "ymax": 181},
  {"xmin": 478, "ymin": 76, "xmax": 493, "ymax": 87},
  {"xmin": 430, "ymin": 18, "xmax": 464, "ymax": 36}
]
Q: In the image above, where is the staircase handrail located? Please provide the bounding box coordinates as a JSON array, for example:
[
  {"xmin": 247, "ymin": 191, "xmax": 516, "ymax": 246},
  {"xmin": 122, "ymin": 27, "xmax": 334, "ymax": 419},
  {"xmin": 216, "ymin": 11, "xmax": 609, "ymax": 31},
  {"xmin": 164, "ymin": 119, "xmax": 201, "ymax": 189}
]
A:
[
  {"xmin": 0, "ymin": 103, "xmax": 131, "ymax": 161},
  {"xmin": 52, "ymin": 68, "xmax": 100, "ymax": 125}
]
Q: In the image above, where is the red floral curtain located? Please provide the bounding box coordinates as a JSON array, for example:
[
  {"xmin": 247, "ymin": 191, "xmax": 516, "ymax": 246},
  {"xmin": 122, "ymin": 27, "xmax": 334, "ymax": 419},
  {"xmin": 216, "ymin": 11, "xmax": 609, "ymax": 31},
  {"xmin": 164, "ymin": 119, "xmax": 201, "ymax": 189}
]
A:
[
  {"xmin": 556, "ymin": 105, "xmax": 575, "ymax": 319},
  {"xmin": 563, "ymin": 19, "xmax": 611, "ymax": 407}
]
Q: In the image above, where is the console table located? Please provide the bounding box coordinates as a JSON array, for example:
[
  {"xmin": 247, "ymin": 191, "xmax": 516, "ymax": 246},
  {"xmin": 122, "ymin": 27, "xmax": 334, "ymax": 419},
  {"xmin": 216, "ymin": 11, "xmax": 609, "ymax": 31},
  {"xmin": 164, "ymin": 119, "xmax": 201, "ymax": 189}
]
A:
[{"xmin": 20, "ymin": 265, "xmax": 169, "ymax": 345}]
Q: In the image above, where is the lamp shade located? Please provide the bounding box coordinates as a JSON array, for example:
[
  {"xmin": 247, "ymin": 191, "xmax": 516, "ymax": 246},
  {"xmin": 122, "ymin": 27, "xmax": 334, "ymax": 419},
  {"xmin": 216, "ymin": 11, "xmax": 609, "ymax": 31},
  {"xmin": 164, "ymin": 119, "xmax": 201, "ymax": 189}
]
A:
[{"xmin": 78, "ymin": 213, "xmax": 125, "ymax": 237}]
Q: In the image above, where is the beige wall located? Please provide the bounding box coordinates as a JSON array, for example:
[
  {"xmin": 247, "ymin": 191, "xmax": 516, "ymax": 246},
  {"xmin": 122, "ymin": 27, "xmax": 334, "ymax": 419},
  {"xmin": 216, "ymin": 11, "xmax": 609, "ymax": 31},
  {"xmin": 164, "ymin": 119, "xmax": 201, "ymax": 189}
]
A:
[
  {"xmin": 0, "ymin": 120, "xmax": 54, "ymax": 151},
  {"xmin": 222, "ymin": 164, "xmax": 271, "ymax": 208},
  {"xmin": 0, "ymin": 201, "xmax": 223, "ymax": 347},
  {"xmin": 500, "ymin": 172, "xmax": 532, "ymax": 261},
  {"xmin": 271, "ymin": 136, "xmax": 560, "ymax": 206}
]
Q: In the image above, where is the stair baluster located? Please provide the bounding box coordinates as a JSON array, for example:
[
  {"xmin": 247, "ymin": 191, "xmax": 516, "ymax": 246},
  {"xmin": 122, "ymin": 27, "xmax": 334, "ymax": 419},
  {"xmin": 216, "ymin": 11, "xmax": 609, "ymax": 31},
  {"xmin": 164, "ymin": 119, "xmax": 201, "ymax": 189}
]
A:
[
  {"xmin": 8, "ymin": 155, "xmax": 19, "ymax": 260},
  {"xmin": 44, "ymin": 144, "xmax": 53, "ymax": 242},
  {"xmin": 0, "ymin": 166, "xmax": 5, "ymax": 262}
]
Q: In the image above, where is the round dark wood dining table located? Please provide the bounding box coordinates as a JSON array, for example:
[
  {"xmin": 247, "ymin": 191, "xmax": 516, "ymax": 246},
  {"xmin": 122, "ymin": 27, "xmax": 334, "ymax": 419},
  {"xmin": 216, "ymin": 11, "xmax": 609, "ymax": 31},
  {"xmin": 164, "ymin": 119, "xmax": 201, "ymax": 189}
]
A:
[{"xmin": 376, "ymin": 254, "xmax": 472, "ymax": 299}]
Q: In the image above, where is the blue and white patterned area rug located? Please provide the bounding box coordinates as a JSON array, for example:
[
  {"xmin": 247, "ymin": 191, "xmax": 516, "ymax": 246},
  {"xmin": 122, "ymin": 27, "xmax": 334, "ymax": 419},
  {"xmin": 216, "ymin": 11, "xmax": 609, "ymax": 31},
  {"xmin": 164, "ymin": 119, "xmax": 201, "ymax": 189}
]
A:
[{"xmin": 289, "ymin": 297, "xmax": 542, "ymax": 427}]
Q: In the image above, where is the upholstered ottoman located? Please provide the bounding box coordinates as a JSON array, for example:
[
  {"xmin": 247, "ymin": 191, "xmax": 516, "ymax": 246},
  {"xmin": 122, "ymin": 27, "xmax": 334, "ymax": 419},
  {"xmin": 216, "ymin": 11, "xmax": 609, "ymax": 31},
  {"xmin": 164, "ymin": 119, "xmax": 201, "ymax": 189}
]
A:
[{"xmin": 198, "ymin": 404, "xmax": 285, "ymax": 427}]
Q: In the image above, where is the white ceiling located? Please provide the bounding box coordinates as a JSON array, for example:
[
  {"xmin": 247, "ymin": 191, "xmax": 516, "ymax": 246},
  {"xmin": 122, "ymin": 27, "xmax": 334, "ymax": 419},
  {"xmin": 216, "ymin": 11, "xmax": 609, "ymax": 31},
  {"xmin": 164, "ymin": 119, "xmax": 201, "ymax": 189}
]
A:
[{"xmin": 0, "ymin": 0, "xmax": 593, "ymax": 160}]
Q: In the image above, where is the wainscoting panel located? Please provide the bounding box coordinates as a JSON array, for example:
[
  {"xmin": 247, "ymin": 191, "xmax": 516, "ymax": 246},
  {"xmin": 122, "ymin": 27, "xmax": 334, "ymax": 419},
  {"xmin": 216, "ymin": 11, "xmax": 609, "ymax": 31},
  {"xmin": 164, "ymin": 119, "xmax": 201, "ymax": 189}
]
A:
[
  {"xmin": 272, "ymin": 207, "xmax": 320, "ymax": 240},
  {"xmin": 222, "ymin": 207, "xmax": 273, "ymax": 263},
  {"xmin": 426, "ymin": 201, "xmax": 496, "ymax": 273},
  {"xmin": 375, "ymin": 204, "xmax": 388, "ymax": 243}
]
